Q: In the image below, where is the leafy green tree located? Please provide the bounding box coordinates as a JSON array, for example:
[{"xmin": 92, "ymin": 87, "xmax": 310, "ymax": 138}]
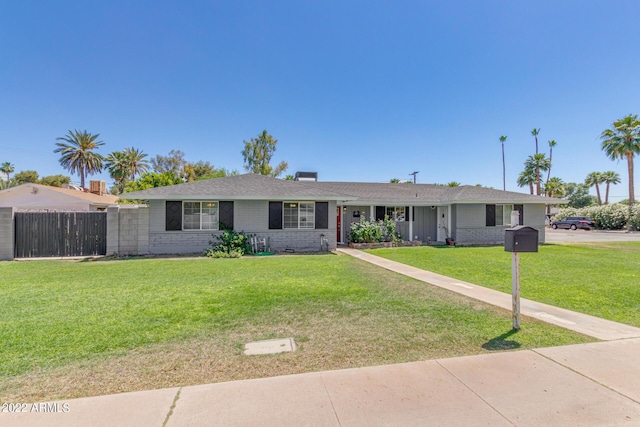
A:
[
  {"xmin": 600, "ymin": 114, "xmax": 640, "ymax": 206},
  {"xmin": 123, "ymin": 171, "xmax": 182, "ymax": 192},
  {"xmin": 499, "ymin": 136, "xmax": 507, "ymax": 191},
  {"xmin": 543, "ymin": 177, "xmax": 565, "ymax": 214},
  {"xmin": 241, "ymin": 130, "xmax": 288, "ymax": 177},
  {"xmin": 564, "ymin": 182, "xmax": 597, "ymax": 208},
  {"xmin": 40, "ymin": 174, "xmax": 71, "ymax": 187},
  {"xmin": 389, "ymin": 178, "xmax": 400, "ymax": 183},
  {"xmin": 601, "ymin": 171, "xmax": 621, "ymax": 205},
  {"xmin": 150, "ymin": 150, "xmax": 187, "ymax": 176},
  {"xmin": 12, "ymin": 170, "xmax": 39, "ymax": 185},
  {"xmin": 54, "ymin": 130, "xmax": 105, "ymax": 188},
  {"xmin": 1, "ymin": 162, "xmax": 15, "ymax": 182},
  {"xmin": 585, "ymin": 172, "xmax": 604, "ymax": 205}
]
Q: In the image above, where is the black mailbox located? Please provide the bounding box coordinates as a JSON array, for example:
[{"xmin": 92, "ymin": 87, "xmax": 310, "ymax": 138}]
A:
[{"xmin": 504, "ymin": 226, "xmax": 538, "ymax": 253}]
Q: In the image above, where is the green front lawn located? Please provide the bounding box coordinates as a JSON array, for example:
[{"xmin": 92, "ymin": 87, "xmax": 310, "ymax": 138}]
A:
[
  {"xmin": 366, "ymin": 242, "xmax": 640, "ymax": 327},
  {"xmin": 0, "ymin": 254, "xmax": 593, "ymax": 401}
]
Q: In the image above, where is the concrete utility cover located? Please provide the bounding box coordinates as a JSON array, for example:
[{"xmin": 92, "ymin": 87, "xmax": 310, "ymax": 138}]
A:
[{"xmin": 244, "ymin": 338, "xmax": 296, "ymax": 355}]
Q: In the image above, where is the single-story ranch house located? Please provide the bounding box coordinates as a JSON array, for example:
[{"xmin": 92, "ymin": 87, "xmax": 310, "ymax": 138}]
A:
[{"xmin": 119, "ymin": 173, "xmax": 562, "ymax": 254}]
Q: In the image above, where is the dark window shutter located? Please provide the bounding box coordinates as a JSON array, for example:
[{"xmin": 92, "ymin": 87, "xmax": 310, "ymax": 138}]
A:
[
  {"xmin": 219, "ymin": 201, "xmax": 234, "ymax": 230},
  {"xmin": 166, "ymin": 201, "xmax": 182, "ymax": 230},
  {"xmin": 405, "ymin": 206, "xmax": 411, "ymax": 221},
  {"xmin": 269, "ymin": 202, "xmax": 283, "ymax": 229},
  {"xmin": 375, "ymin": 206, "xmax": 385, "ymax": 221},
  {"xmin": 515, "ymin": 204, "xmax": 524, "ymax": 225},
  {"xmin": 315, "ymin": 202, "xmax": 329, "ymax": 229},
  {"xmin": 486, "ymin": 204, "xmax": 496, "ymax": 227}
]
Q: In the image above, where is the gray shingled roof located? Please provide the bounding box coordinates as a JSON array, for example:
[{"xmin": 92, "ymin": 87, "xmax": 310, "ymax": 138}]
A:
[
  {"xmin": 307, "ymin": 181, "xmax": 565, "ymax": 205},
  {"xmin": 120, "ymin": 173, "xmax": 565, "ymax": 205},
  {"xmin": 119, "ymin": 173, "xmax": 354, "ymax": 201}
]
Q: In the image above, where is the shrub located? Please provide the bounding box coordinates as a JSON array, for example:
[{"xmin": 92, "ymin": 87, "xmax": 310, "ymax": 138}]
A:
[
  {"xmin": 349, "ymin": 217, "xmax": 401, "ymax": 243},
  {"xmin": 205, "ymin": 228, "xmax": 252, "ymax": 258},
  {"xmin": 555, "ymin": 203, "xmax": 632, "ymax": 230}
]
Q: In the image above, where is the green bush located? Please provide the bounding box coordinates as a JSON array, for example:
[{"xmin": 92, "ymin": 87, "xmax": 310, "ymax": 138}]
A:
[
  {"xmin": 349, "ymin": 217, "xmax": 401, "ymax": 243},
  {"xmin": 205, "ymin": 228, "xmax": 252, "ymax": 258},
  {"xmin": 556, "ymin": 203, "xmax": 635, "ymax": 230}
]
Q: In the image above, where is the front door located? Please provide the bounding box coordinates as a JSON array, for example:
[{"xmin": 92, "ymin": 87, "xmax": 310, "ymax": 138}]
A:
[{"xmin": 437, "ymin": 206, "xmax": 449, "ymax": 242}]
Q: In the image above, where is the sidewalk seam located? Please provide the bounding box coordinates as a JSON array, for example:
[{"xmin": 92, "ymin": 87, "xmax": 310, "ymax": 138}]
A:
[
  {"xmin": 162, "ymin": 387, "xmax": 182, "ymax": 427},
  {"xmin": 435, "ymin": 360, "xmax": 517, "ymax": 426},
  {"xmin": 532, "ymin": 349, "xmax": 640, "ymax": 405},
  {"xmin": 320, "ymin": 374, "xmax": 343, "ymax": 426}
]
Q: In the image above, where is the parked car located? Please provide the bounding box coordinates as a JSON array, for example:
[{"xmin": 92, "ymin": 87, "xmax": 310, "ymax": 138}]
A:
[{"xmin": 551, "ymin": 216, "xmax": 596, "ymax": 230}]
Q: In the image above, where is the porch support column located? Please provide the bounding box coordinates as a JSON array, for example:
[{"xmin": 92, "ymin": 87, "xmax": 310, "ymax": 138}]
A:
[
  {"xmin": 370, "ymin": 206, "xmax": 375, "ymax": 221},
  {"xmin": 409, "ymin": 205, "xmax": 413, "ymax": 241}
]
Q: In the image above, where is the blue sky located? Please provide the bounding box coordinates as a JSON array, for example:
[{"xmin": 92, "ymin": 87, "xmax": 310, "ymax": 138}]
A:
[{"xmin": 1, "ymin": 1, "xmax": 639, "ymax": 201}]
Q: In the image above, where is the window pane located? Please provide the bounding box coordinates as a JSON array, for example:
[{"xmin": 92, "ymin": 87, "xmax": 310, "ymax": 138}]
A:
[
  {"xmin": 299, "ymin": 202, "xmax": 315, "ymax": 229},
  {"xmin": 395, "ymin": 206, "xmax": 406, "ymax": 221},
  {"xmin": 495, "ymin": 205, "xmax": 504, "ymax": 226},
  {"xmin": 184, "ymin": 202, "xmax": 200, "ymax": 230},
  {"xmin": 284, "ymin": 203, "xmax": 298, "ymax": 228},
  {"xmin": 201, "ymin": 201, "xmax": 219, "ymax": 230},
  {"xmin": 386, "ymin": 207, "xmax": 394, "ymax": 220}
]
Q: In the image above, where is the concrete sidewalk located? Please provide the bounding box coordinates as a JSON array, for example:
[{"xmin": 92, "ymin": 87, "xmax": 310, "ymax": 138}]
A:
[
  {"xmin": 336, "ymin": 247, "xmax": 640, "ymax": 341},
  {"xmin": 4, "ymin": 339, "xmax": 640, "ymax": 426},
  {"xmin": 4, "ymin": 248, "xmax": 640, "ymax": 426}
]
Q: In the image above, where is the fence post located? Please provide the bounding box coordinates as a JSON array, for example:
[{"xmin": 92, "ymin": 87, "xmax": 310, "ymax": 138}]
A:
[
  {"xmin": 0, "ymin": 207, "xmax": 15, "ymax": 260},
  {"xmin": 106, "ymin": 206, "xmax": 120, "ymax": 255}
]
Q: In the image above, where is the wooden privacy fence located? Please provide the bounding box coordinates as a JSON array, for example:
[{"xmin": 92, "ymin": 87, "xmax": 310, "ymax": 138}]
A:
[{"xmin": 14, "ymin": 212, "xmax": 107, "ymax": 258}]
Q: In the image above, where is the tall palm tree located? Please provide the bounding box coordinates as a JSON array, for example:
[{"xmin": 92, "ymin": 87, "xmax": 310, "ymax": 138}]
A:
[
  {"xmin": 531, "ymin": 128, "xmax": 540, "ymax": 154},
  {"xmin": 601, "ymin": 171, "xmax": 621, "ymax": 205},
  {"xmin": 517, "ymin": 167, "xmax": 536, "ymax": 195},
  {"xmin": 499, "ymin": 136, "xmax": 507, "ymax": 191},
  {"xmin": 600, "ymin": 114, "xmax": 640, "ymax": 206},
  {"xmin": 122, "ymin": 147, "xmax": 149, "ymax": 180},
  {"xmin": 545, "ymin": 140, "xmax": 557, "ymax": 185},
  {"xmin": 54, "ymin": 130, "xmax": 105, "ymax": 188},
  {"xmin": 0, "ymin": 162, "xmax": 15, "ymax": 182},
  {"xmin": 585, "ymin": 172, "xmax": 604, "ymax": 205},
  {"xmin": 525, "ymin": 153, "xmax": 550, "ymax": 195}
]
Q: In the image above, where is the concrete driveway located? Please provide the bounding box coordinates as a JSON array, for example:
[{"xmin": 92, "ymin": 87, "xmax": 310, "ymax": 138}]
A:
[{"xmin": 545, "ymin": 228, "xmax": 640, "ymax": 243}]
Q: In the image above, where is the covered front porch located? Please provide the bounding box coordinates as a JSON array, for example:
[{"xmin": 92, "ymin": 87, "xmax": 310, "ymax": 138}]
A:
[{"xmin": 336, "ymin": 204, "xmax": 452, "ymax": 245}]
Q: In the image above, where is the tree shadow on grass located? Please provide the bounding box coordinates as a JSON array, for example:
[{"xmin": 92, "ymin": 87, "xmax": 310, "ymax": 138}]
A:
[{"xmin": 482, "ymin": 329, "xmax": 521, "ymax": 351}]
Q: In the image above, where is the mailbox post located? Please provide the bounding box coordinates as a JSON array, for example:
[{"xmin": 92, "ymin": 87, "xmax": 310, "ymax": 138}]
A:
[{"xmin": 504, "ymin": 225, "xmax": 538, "ymax": 330}]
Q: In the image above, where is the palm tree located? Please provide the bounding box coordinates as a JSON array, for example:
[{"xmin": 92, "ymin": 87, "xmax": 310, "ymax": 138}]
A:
[
  {"xmin": 0, "ymin": 162, "xmax": 15, "ymax": 182},
  {"xmin": 531, "ymin": 128, "xmax": 540, "ymax": 154},
  {"xmin": 446, "ymin": 181, "xmax": 461, "ymax": 187},
  {"xmin": 543, "ymin": 177, "xmax": 566, "ymax": 214},
  {"xmin": 54, "ymin": 130, "xmax": 105, "ymax": 188},
  {"xmin": 105, "ymin": 151, "xmax": 129, "ymax": 194},
  {"xmin": 517, "ymin": 167, "xmax": 536, "ymax": 195},
  {"xmin": 122, "ymin": 147, "xmax": 149, "ymax": 180},
  {"xmin": 525, "ymin": 153, "xmax": 550, "ymax": 195},
  {"xmin": 600, "ymin": 114, "xmax": 640, "ymax": 206},
  {"xmin": 546, "ymin": 140, "xmax": 557, "ymax": 185},
  {"xmin": 585, "ymin": 172, "xmax": 604, "ymax": 205},
  {"xmin": 499, "ymin": 136, "xmax": 507, "ymax": 191},
  {"xmin": 601, "ymin": 171, "xmax": 621, "ymax": 205}
]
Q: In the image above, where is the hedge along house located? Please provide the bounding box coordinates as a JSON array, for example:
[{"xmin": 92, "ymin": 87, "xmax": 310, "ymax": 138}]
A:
[{"xmin": 119, "ymin": 173, "xmax": 562, "ymax": 255}]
